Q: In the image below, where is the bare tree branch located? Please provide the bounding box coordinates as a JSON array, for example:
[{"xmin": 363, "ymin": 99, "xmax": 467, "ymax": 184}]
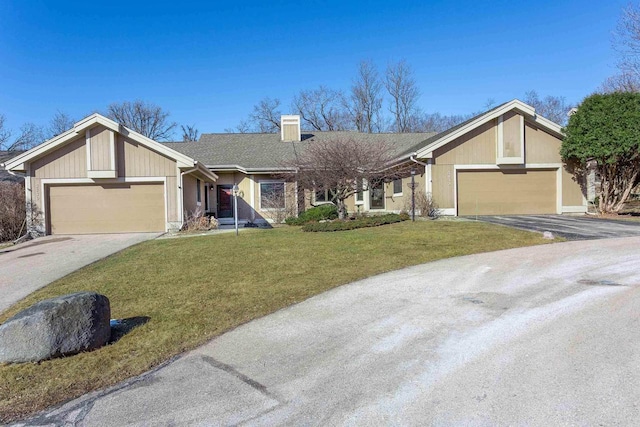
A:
[
  {"xmin": 600, "ymin": 70, "xmax": 640, "ymax": 93},
  {"xmin": 284, "ymin": 137, "xmax": 403, "ymax": 218},
  {"xmin": 106, "ymin": 100, "xmax": 177, "ymax": 141},
  {"xmin": 613, "ymin": 3, "xmax": 640, "ymax": 76},
  {"xmin": 47, "ymin": 111, "xmax": 75, "ymax": 139},
  {"xmin": 292, "ymin": 86, "xmax": 349, "ymax": 131},
  {"xmin": 347, "ymin": 60, "xmax": 383, "ymax": 133},
  {"xmin": 0, "ymin": 115, "xmax": 11, "ymax": 150},
  {"xmin": 385, "ymin": 60, "xmax": 420, "ymax": 132},
  {"xmin": 248, "ymin": 97, "xmax": 282, "ymax": 133},
  {"xmin": 181, "ymin": 124, "xmax": 200, "ymax": 142},
  {"xmin": 524, "ymin": 90, "xmax": 573, "ymax": 126}
]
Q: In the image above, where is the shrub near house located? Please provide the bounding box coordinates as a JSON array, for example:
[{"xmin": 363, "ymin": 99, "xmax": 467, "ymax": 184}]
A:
[{"xmin": 0, "ymin": 182, "xmax": 25, "ymax": 242}]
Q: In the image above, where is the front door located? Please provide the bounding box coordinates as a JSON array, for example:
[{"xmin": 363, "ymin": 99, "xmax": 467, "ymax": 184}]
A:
[
  {"xmin": 217, "ymin": 185, "xmax": 234, "ymax": 218},
  {"xmin": 370, "ymin": 182, "xmax": 385, "ymax": 209}
]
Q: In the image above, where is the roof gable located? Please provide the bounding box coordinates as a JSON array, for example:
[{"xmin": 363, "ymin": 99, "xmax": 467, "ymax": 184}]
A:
[
  {"xmin": 414, "ymin": 99, "xmax": 563, "ymax": 159},
  {"xmin": 1, "ymin": 114, "xmax": 199, "ymax": 172}
]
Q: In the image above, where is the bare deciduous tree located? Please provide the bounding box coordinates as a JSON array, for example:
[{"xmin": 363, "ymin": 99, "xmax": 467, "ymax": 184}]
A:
[
  {"xmin": 10, "ymin": 123, "xmax": 44, "ymax": 152},
  {"xmin": 347, "ymin": 60, "xmax": 384, "ymax": 133},
  {"xmin": 286, "ymin": 137, "xmax": 402, "ymax": 219},
  {"xmin": 292, "ymin": 86, "xmax": 348, "ymax": 131},
  {"xmin": 248, "ymin": 97, "xmax": 282, "ymax": 133},
  {"xmin": 47, "ymin": 111, "xmax": 75, "ymax": 139},
  {"xmin": 385, "ymin": 60, "xmax": 420, "ymax": 132},
  {"xmin": 408, "ymin": 112, "xmax": 470, "ymax": 133},
  {"xmin": 0, "ymin": 115, "xmax": 11, "ymax": 150},
  {"xmin": 613, "ymin": 3, "xmax": 640, "ymax": 77},
  {"xmin": 600, "ymin": 70, "xmax": 640, "ymax": 93},
  {"xmin": 181, "ymin": 124, "xmax": 200, "ymax": 142},
  {"xmin": 106, "ymin": 100, "xmax": 177, "ymax": 141},
  {"xmin": 524, "ymin": 90, "xmax": 573, "ymax": 126},
  {"xmin": 0, "ymin": 115, "xmax": 45, "ymax": 152}
]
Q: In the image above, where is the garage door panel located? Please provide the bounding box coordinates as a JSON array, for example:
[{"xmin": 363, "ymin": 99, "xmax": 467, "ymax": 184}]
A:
[
  {"xmin": 48, "ymin": 183, "xmax": 165, "ymax": 234},
  {"xmin": 457, "ymin": 169, "xmax": 556, "ymax": 216}
]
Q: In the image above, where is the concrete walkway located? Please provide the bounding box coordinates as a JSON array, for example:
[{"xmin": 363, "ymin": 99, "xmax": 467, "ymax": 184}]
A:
[
  {"xmin": 0, "ymin": 233, "xmax": 160, "ymax": 314},
  {"xmin": 14, "ymin": 237, "xmax": 640, "ymax": 426}
]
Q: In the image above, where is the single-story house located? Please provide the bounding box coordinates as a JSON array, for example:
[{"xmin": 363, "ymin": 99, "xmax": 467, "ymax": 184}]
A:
[
  {"xmin": 1, "ymin": 114, "xmax": 217, "ymax": 234},
  {"xmin": 1, "ymin": 99, "xmax": 586, "ymax": 235}
]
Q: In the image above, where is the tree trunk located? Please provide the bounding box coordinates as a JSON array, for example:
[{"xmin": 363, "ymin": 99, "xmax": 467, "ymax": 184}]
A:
[
  {"xmin": 336, "ymin": 199, "xmax": 348, "ymax": 220},
  {"xmin": 597, "ymin": 163, "xmax": 640, "ymax": 213}
]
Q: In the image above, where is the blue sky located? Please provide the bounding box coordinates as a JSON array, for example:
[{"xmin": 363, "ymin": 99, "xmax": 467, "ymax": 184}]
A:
[{"xmin": 0, "ymin": 0, "xmax": 629, "ymax": 137}]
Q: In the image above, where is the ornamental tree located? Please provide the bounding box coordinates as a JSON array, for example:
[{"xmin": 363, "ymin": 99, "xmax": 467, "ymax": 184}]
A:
[
  {"xmin": 286, "ymin": 137, "xmax": 404, "ymax": 219},
  {"xmin": 561, "ymin": 92, "xmax": 640, "ymax": 212}
]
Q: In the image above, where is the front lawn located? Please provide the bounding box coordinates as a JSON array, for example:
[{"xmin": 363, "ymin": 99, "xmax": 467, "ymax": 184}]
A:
[{"xmin": 0, "ymin": 221, "xmax": 554, "ymax": 422}]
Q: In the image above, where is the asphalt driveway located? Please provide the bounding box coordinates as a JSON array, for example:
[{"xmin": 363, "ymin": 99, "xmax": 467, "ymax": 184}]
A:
[
  {"xmin": 0, "ymin": 233, "xmax": 161, "ymax": 314},
  {"xmin": 477, "ymin": 214, "xmax": 640, "ymax": 240},
  {"xmin": 19, "ymin": 236, "xmax": 640, "ymax": 426}
]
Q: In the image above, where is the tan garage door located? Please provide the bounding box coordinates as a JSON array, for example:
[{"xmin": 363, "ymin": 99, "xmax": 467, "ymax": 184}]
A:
[
  {"xmin": 457, "ymin": 169, "xmax": 557, "ymax": 216},
  {"xmin": 48, "ymin": 183, "xmax": 165, "ymax": 234}
]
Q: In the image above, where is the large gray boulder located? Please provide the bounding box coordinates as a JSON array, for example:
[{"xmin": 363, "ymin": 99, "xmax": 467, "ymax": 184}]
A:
[{"xmin": 0, "ymin": 292, "xmax": 111, "ymax": 363}]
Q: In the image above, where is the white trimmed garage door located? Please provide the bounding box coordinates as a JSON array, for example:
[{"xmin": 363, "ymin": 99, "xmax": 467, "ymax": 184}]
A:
[
  {"xmin": 457, "ymin": 169, "xmax": 557, "ymax": 216},
  {"xmin": 48, "ymin": 183, "xmax": 165, "ymax": 234}
]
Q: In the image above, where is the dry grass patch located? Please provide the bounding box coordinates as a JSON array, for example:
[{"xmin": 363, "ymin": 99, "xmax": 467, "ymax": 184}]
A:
[{"xmin": 0, "ymin": 221, "xmax": 555, "ymax": 422}]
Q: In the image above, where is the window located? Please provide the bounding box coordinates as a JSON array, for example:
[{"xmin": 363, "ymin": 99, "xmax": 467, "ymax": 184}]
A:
[
  {"xmin": 260, "ymin": 181, "xmax": 285, "ymax": 210},
  {"xmin": 393, "ymin": 179, "xmax": 403, "ymax": 196},
  {"xmin": 356, "ymin": 180, "xmax": 364, "ymax": 203},
  {"xmin": 315, "ymin": 188, "xmax": 337, "ymax": 204},
  {"xmin": 196, "ymin": 178, "xmax": 201, "ymax": 204}
]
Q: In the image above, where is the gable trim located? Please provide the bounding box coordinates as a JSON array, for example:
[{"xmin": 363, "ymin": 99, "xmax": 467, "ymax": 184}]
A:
[
  {"xmin": 415, "ymin": 99, "xmax": 563, "ymax": 159},
  {"xmin": 2, "ymin": 113, "xmax": 198, "ymax": 172}
]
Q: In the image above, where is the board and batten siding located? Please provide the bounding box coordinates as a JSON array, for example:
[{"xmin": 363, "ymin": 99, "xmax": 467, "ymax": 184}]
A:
[
  {"xmin": 433, "ymin": 121, "xmax": 497, "ymax": 165},
  {"xmin": 30, "ymin": 127, "xmax": 180, "ymax": 226},
  {"xmin": 524, "ymin": 121, "xmax": 585, "ymax": 207},
  {"xmin": 89, "ymin": 125, "xmax": 113, "ymax": 171}
]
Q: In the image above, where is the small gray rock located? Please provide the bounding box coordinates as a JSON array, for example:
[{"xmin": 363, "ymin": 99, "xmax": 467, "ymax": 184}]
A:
[
  {"xmin": 0, "ymin": 292, "xmax": 111, "ymax": 363},
  {"xmin": 543, "ymin": 231, "xmax": 555, "ymax": 240}
]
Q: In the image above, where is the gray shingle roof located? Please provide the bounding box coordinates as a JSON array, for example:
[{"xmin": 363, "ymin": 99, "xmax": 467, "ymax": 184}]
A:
[{"xmin": 163, "ymin": 131, "xmax": 436, "ymax": 171}]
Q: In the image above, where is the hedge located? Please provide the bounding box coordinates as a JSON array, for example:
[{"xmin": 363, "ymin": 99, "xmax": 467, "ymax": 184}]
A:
[
  {"xmin": 285, "ymin": 204, "xmax": 338, "ymax": 225},
  {"xmin": 301, "ymin": 213, "xmax": 407, "ymax": 232}
]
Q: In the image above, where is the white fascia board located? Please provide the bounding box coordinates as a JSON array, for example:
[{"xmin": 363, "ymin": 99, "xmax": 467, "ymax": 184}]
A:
[
  {"xmin": 415, "ymin": 99, "xmax": 539, "ymax": 159},
  {"xmin": 532, "ymin": 114, "xmax": 564, "ymax": 137},
  {"xmin": 2, "ymin": 127, "xmax": 81, "ymax": 171}
]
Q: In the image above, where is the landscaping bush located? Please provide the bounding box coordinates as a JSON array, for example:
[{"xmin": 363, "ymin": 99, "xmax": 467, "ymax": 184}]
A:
[
  {"xmin": 285, "ymin": 204, "xmax": 338, "ymax": 225},
  {"xmin": 0, "ymin": 182, "xmax": 26, "ymax": 242},
  {"xmin": 302, "ymin": 213, "xmax": 405, "ymax": 232}
]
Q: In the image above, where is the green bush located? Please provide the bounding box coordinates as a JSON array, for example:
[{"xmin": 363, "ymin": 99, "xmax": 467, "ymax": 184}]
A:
[
  {"xmin": 285, "ymin": 204, "xmax": 338, "ymax": 225},
  {"xmin": 302, "ymin": 213, "xmax": 405, "ymax": 232}
]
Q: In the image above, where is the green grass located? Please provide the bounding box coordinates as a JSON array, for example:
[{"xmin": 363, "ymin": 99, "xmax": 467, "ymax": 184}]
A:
[{"xmin": 0, "ymin": 221, "xmax": 555, "ymax": 422}]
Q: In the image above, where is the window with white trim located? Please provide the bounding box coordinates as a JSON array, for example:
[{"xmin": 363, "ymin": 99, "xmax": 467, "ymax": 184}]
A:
[
  {"xmin": 355, "ymin": 180, "xmax": 364, "ymax": 203},
  {"xmin": 196, "ymin": 178, "xmax": 201, "ymax": 205},
  {"xmin": 260, "ymin": 181, "xmax": 285, "ymax": 210},
  {"xmin": 315, "ymin": 188, "xmax": 337, "ymax": 204}
]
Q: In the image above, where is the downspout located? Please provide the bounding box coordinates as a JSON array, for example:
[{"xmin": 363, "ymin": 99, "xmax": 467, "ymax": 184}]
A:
[{"xmin": 180, "ymin": 167, "xmax": 198, "ymax": 227}]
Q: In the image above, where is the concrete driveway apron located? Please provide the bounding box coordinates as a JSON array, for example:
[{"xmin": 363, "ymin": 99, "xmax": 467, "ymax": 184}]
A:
[
  {"xmin": 477, "ymin": 214, "xmax": 640, "ymax": 240},
  {"xmin": 0, "ymin": 233, "xmax": 160, "ymax": 314}
]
